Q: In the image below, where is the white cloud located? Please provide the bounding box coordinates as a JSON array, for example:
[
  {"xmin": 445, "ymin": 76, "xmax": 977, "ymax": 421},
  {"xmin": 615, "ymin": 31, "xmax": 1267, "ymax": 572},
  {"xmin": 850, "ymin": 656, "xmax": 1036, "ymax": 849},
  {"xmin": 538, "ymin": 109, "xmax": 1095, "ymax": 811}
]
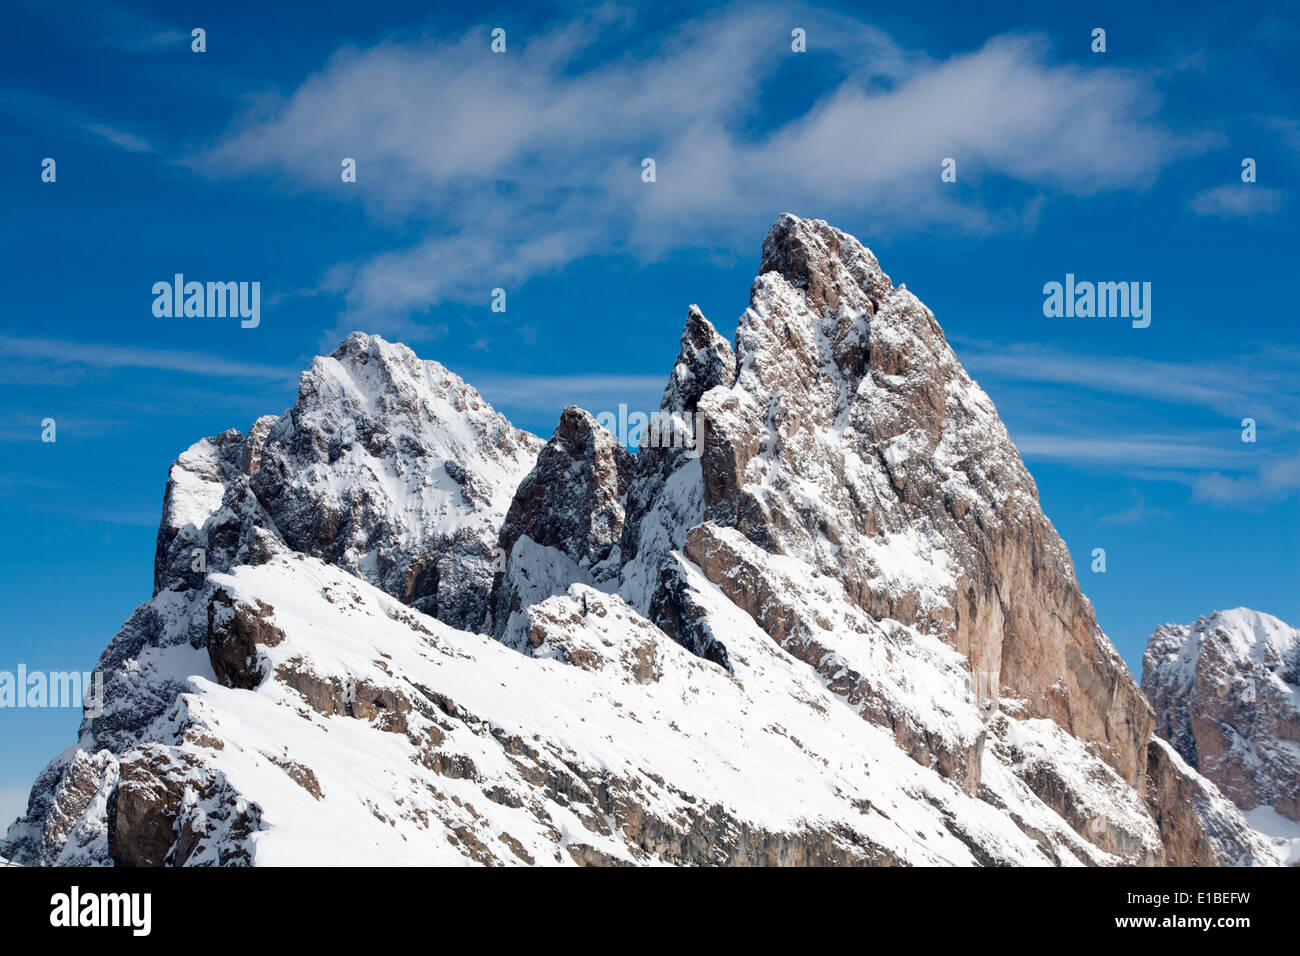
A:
[
  {"xmin": 1193, "ymin": 451, "xmax": 1300, "ymax": 505},
  {"xmin": 0, "ymin": 335, "xmax": 294, "ymax": 381},
  {"xmin": 0, "ymin": 90, "xmax": 154, "ymax": 154},
  {"xmin": 956, "ymin": 340, "xmax": 1300, "ymax": 432},
  {"xmin": 1189, "ymin": 183, "xmax": 1285, "ymax": 218},
  {"xmin": 1099, "ymin": 493, "xmax": 1168, "ymax": 525},
  {"xmin": 81, "ymin": 122, "xmax": 152, "ymax": 153},
  {"xmin": 1011, "ymin": 434, "xmax": 1244, "ymax": 469},
  {"xmin": 194, "ymin": 5, "xmax": 1189, "ymax": 325}
]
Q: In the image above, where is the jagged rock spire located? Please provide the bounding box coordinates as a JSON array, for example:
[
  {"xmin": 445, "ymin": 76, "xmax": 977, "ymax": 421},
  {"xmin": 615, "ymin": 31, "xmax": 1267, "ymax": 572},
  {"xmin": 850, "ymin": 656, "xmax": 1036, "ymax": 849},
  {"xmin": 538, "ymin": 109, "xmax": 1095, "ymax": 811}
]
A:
[
  {"xmin": 694, "ymin": 214, "xmax": 1152, "ymax": 787},
  {"xmin": 659, "ymin": 304, "xmax": 736, "ymax": 414}
]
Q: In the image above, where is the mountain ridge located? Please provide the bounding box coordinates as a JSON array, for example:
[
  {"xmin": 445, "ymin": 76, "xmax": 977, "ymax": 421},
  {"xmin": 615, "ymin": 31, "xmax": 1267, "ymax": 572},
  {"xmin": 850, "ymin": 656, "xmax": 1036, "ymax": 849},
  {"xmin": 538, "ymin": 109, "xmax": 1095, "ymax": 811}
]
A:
[{"xmin": 2, "ymin": 215, "xmax": 1280, "ymax": 867}]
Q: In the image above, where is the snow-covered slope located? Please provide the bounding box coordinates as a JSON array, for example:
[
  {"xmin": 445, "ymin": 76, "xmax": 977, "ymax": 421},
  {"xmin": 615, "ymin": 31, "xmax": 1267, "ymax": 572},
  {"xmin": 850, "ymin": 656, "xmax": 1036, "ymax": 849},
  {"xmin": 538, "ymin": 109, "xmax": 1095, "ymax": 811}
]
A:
[
  {"xmin": 3, "ymin": 217, "xmax": 1280, "ymax": 867},
  {"xmin": 1242, "ymin": 807, "xmax": 1300, "ymax": 866},
  {"xmin": 1143, "ymin": 608, "xmax": 1300, "ymax": 823},
  {"xmin": 0, "ymin": 555, "xmax": 1154, "ymax": 866}
]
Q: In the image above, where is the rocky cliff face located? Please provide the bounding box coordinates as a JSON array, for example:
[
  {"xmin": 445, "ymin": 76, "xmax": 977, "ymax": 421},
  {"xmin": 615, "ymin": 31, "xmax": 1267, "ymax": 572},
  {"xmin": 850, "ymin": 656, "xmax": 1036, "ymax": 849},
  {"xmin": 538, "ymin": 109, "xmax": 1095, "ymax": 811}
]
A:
[
  {"xmin": 1144, "ymin": 736, "xmax": 1275, "ymax": 866},
  {"xmin": 694, "ymin": 214, "xmax": 1152, "ymax": 786},
  {"xmin": 490, "ymin": 406, "xmax": 633, "ymax": 644},
  {"xmin": 2, "ymin": 216, "xmax": 1279, "ymax": 867},
  {"xmin": 1143, "ymin": 608, "xmax": 1300, "ymax": 822}
]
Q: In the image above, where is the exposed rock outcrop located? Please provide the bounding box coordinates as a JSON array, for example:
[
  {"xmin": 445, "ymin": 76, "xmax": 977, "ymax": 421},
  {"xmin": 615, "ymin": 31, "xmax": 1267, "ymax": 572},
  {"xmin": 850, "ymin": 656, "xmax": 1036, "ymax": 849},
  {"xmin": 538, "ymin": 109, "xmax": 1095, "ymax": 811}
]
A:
[
  {"xmin": 1144, "ymin": 736, "xmax": 1279, "ymax": 866},
  {"xmin": 497, "ymin": 406, "xmax": 633, "ymax": 575},
  {"xmin": 491, "ymin": 407, "xmax": 632, "ymax": 638},
  {"xmin": 153, "ymin": 428, "xmax": 279, "ymax": 597},
  {"xmin": 619, "ymin": 306, "xmax": 734, "ymax": 603},
  {"xmin": 207, "ymin": 589, "xmax": 285, "ymax": 690},
  {"xmin": 108, "ymin": 744, "xmax": 260, "ymax": 867}
]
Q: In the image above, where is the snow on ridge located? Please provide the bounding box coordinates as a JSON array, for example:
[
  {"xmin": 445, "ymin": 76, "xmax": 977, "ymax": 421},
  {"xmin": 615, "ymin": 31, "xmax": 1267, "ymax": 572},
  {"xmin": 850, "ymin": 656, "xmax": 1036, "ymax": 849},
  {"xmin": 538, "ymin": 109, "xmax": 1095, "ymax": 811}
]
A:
[
  {"xmin": 1143, "ymin": 607, "xmax": 1300, "ymax": 836},
  {"xmin": 1243, "ymin": 805, "xmax": 1300, "ymax": 866},
  {"xmin": 861, "ymin": 525, "xmax": 955, "ymax": 608},
  {"xmin": 161, "ymin": 436, "xmax": 239, "ymax": 533},
  {"xmin": 1146, "ymin": 607, "xmax": 1300, "ymax": 691},
  {"xmin": 302, "ymin": 332, "xmax": 542, "ymax": 502},
  {"xmin": 178, "ymin": 554, "xmax": 1118, "ymax": 865},
  {"xmin": 1200, "ymin": 607, "xmax": 1299, "ymax": 666}
]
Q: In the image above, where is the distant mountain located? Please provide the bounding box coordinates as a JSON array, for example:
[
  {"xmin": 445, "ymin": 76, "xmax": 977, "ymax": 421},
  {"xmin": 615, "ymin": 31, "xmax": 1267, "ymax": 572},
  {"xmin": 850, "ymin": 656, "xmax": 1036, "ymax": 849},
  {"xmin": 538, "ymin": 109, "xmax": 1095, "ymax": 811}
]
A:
[
  {"xmin": 2, "ymin": 216, "xmax": 1278, "ymax": 866},
  {"xmin": 1143, "ymin": 608, "xmax": 1300, "ymax": 826}
]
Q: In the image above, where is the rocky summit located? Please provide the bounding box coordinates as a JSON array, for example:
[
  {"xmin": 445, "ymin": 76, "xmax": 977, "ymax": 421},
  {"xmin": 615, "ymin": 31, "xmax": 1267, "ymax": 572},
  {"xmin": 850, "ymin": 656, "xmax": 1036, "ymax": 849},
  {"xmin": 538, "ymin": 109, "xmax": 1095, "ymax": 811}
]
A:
[{"xmin": 2, "ymin": 216, "xmax": 1284, "ymax": 866}]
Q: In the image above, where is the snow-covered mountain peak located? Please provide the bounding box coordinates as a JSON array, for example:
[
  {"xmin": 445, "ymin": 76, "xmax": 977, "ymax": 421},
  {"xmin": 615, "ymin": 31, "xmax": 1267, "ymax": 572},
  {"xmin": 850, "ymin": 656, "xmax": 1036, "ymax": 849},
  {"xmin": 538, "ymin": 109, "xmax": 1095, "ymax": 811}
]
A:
[
  {"xmin": 4, "ymin": 219, "xmax": 1284, "ymax": 868},
  {"xmin": 693, "ymin": 214, "xmax": 1149, "ymax": 788},
  {"xmin": 250, "ymin": 332, "xmax": 542, "ymax": 630},
  {"xmin": 293, "ymin": 331, "xmax": 542, "ymax": 487},
  {"xmin": 1145, "ymin": 607, "xmax": 1300, "ymax": 693},
  {"xmin": 1143, "ymin": 608, "xmax": 1300, "ymax": 823}
]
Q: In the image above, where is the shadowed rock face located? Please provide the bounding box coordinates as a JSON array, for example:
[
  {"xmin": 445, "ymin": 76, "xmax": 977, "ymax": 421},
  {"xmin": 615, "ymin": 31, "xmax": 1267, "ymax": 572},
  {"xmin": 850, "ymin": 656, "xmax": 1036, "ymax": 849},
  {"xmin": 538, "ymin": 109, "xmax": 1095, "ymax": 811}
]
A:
[
  {"xmin": 619, "ymin": 306, "xmax": 735, "ymax": 573},
  {"xmin": 489, "ymin": 406, "xmax": 633, "ymax": 638},
  {"xmin": 151, "ymin": 334, "xmax": 542, "ymax": 635},
  {"xmin": 1143, "ymin": 608, "xmax": 1300, "ymax": 821},
  {"xmin": 497, "ymin": 406, "xmax": 633, "ymax": 578},
  {"xmin": 152, "ymin": 425, "xmax": 277, "ymax": 598},
  {"xmin": 1144, "ymin": 736, "xmax": 1274, "ymax": 866},
  {"xmin": 616, "ymin": 306, "xmax": 737, "ymax": 670}
]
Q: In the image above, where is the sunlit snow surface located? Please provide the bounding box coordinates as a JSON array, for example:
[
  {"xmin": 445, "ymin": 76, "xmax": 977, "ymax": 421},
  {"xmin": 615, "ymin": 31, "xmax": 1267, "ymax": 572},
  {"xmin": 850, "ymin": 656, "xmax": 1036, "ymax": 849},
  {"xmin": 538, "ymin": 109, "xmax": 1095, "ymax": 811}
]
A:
[
  {"xmin": 211, "ymin": 556, "xmax": 1025, "ymax": 864},
  {"xmin": 16, "ymin": 550, "xmax": 1215, "ymax": 866},
  {"xmin": 1243, "ymin": 807, "xmax": 1300, "ymax": 866}
]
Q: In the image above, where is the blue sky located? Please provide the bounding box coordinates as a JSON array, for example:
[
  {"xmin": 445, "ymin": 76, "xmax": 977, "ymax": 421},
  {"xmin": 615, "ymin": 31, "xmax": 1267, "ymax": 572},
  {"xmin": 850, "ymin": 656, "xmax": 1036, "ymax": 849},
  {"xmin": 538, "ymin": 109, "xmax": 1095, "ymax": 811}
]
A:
[{"xmin": 1, "ymin": 0, "xmax": 1297, "ymax": 821}]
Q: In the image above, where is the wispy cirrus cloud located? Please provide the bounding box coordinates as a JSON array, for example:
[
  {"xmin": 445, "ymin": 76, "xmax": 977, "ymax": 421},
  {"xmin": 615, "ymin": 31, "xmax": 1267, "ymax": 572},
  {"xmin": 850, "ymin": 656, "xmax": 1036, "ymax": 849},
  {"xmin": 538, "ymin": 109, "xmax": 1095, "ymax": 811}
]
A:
[
  {"xmin": 72, "ymin": 0, "xmax": 187, "ymax": 53},
  {"xmin": 80, "ymin": 122, "xmax": 152, "ymax": 153},
  {"xmin": 0, "ymin": 89, "xmax": 155, "ymax": 154},
  {"xmin": 1189, "ymin": 183, "xmax": 1286, "ymax": 218},
  {"xmin": 1099, "ymin": 493, "xmax": 1169, "ymax": 526},
  {"xmin": 955, "ymin": 339, "xmax": 1300, "ymax": 431},
  {"xmin": 0, "ymin": 335, "xmax": 294, "ymax": 381},
  {"xmin": 193, "ymin": 4, "xmax": 1195, "ymax": 335},
  {"xmin": 460, "ymin": 369, "xmax": 667, "ymax": 432},
  {"xmin": 1010, "ymin": 434, "xmax": 1245, "ymax": 470},
  {"xmin": 465, "ymin": 372, "xmax": 666, "ymax": 408},
  {"xmin": 958, "ymin": 339, "xmax": 1300, "ymax": 505},
  {"xmin": 0, "ymin": 332, "xmax": 669, "ymax": 437}
]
